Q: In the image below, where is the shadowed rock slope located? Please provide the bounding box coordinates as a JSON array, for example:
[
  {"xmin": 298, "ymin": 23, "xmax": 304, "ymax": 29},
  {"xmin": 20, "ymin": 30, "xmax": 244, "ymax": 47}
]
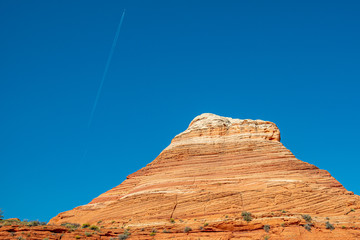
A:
[{"xmin": 48, "ymin": 113, "xmax": 360, "ymax": 239}]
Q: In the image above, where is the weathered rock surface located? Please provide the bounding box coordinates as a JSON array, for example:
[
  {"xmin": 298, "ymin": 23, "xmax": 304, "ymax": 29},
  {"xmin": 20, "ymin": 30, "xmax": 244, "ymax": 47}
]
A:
[{"xmin": 44, "ymin": 113, "xmax": 360, "ymax": 238}]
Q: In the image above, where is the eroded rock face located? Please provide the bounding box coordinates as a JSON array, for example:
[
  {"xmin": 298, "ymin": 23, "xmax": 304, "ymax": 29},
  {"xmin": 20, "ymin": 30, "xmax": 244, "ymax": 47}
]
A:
[{"xmin": 48, "ymin": 113, "xmax": 360, "ymax": 239}]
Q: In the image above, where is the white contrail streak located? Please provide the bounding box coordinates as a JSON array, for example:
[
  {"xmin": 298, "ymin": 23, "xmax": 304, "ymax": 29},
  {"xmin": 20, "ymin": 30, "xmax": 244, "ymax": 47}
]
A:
[{"xmin": 88, "ymin": 9, "xmax": 126, "ymax": 128}]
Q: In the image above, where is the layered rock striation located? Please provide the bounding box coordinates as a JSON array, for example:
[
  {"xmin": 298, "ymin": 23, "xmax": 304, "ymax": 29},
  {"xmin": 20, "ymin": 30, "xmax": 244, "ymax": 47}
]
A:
[{"xmin": 48, "ymin": 113, "xmax": 360, "ymax": 239}]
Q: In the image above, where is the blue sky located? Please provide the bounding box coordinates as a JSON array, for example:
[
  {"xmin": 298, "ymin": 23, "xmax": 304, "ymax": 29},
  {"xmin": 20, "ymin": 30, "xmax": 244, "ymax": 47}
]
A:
[{"xmin": 1, "ymin": 0, "xmax": 359, "ymax": 222}]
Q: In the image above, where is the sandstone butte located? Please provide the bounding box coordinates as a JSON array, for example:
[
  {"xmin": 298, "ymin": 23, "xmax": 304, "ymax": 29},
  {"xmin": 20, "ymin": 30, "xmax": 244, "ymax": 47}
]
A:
[{"xmin": 2, "ymin": 113, "xmax": 360, "ymax": 240}]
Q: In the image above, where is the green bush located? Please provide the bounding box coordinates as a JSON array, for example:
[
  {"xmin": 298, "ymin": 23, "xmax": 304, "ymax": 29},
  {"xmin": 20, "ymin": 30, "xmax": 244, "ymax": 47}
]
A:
[
  {"xmin": 0, "ymin": 209, "xmax": 3, "ymax": 220},
  {"xmin": 204, "ymin": 222, "xmax": 209, "ymax": 227},
  {"xmin": 241, "ymin": 211, "xmax": 252, "ymax": 222},
  {"xmin": 89, "ymin": 225, "xmax": 99, "ymax": 231},
  {"xmin": 302, "ymin": 214, "xmax": 312, "ymax": 222},
  {"xmin": 170, "ymin": 218, "xmax": 175, "ymax": 223},
  {"xmin": 264, "ymin": 225, "xmax": 270, "ymax": 232},
  {"xmin": 304, "ymin": 223, "xmax": 312, "ymax": 231},
  {"xmin": 184, "ymin": 226, "xmax": 192, "ymax": 233},
  {"xmin": 117, "ymin": 233, "xmax": 130, "ymax": 240},
  {"xmin": 61, "ymin": 222, "xmax": 80, "ymax": 229},
  {"xmin": 325, "ymin": 221, "xmax": 335, "ymax": 230},
  {"xmin": 82, "ymin": 223, "xmax": 90, "ymax": 228}
]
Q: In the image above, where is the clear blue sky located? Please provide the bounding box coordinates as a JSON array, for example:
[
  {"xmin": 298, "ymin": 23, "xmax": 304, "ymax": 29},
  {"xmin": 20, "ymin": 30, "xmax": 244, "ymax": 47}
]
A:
[{"xmin": 1, "ymin": 0, "xmax": 359, "ymax": 222}]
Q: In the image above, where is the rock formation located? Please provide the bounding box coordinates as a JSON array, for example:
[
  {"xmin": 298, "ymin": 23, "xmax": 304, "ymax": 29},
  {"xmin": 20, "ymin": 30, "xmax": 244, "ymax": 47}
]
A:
[{"xmin": 46, "ymin": 113, "xmax": 360, "ymax": 239}]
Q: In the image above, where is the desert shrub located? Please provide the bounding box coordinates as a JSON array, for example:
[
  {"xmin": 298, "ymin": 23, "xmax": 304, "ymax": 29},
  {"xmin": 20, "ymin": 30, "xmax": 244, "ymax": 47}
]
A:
[
  {"xmin": 0, "ymin": 210, "xmax": 3, "ymax": 220},
  {"xmin": 149, "ymin": 228, "xmax": 157, "ymax": 236},
  {"xmin": 85, "ymin": 232, "xmax": 92, "ymax": 237},
  {"xmin": 264, "ymin": 225, "xmax": 270, "ymax": 232},
  {"xmin": 199, "ymin": 226, "xmax": 204, "ymax": 230},
  {"xmin": 264, "ymin": 236, "xmax": 269, "ymax": 240},
  {"xmin": 61, "ymin": 222, "xmax": 80, "ymax": 229},
  {"xmin": 184, "ymin": 226, "xmax": 192, "ymax": 233},
  {"xmin": 89, "ymin": 225, "xmax": 99, "ymax": 231},
  {"xmin": 82, "ymin": 223, "xmax": 90, "ymax": 228},
  {"xmin": 162, "ymin": 229, "xmax": 170, "ymax": 233},
  {"xmin": 304, "ymin": 223, "xmax": 312, "ymax": 231},
  {"xmin": 204, "ymin": 222, "xmax": 209, "ymax": 227},
  {"xmin": 43, "ymin": 238, "xmax": 49, "ymax": 240},
  {"xmin": 26, "ymin": 220, "xmax": 42, "ymax": 227},
  {"xmin": 117, "ymin": 233, "xmax": 130, "ymax": 240},
  {"xmin": 281, "ymin": 210, "xmax": 286, "ymax": 213},
  {"xmin": 302, "ymin": 214, "xmax": 312, "ymax": 222},
  {"xmin": 75, "ymin": 235, "xmax": 81, "ymax": 239},
  {"xmin": 170, "ymin": 218, "xmax": 175, "ymax": 223},
  {"xmin": 241, "ymin": 211, "xmax": 252, "ymax": 222},
  {"xmin": 342, "ymin": 225, "xmax": 346, "ymax": 229},
  {"xmin": 325, "ymin": 221, "xmax": 335, "ymax": 230}
]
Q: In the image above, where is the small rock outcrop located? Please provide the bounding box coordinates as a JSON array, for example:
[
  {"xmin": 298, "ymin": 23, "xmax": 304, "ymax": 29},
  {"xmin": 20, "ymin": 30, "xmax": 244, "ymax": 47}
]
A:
[{"xmin": 47, "ymin": 113, "xmax": 360, "ymax": 239}]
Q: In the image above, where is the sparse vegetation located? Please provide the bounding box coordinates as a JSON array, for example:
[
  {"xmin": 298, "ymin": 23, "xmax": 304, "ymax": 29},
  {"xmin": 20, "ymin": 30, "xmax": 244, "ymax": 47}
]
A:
[
  {"xmin": 199, "ymin": 226, "xmax": 204, "ymax": 230},
  {"xmin": 241, "ymin": 211, "xmax": 252, "ymax": 222},
  {"xmin": 264, "ymin": 236, "xmax": 269, "ymax": 240},
  {"xmin": 61, "ymin": 222, "xmax": 80, "ymax": 230},
  {"xmin": 82, "ymin": 223, "xmax": 90, "ymax": 228},
  {"xmin": 170, "ymin": 218, "xmax": 175, "ymax": 223},
  {"xmin": 162, "ymin": 229, "xmax": 170, "ymax": 233},
  {"xmin": 75, "ymin": 235, "xmax": 81, "ymax": 239},
  {"xmin": 0, "ymin": 209, "xmax": 3, "ymax": 220},
  {"xmin": 204, "ymin": 222, "xmax": 209, "ymax": 227},
  {"xmin": 85, "ymin": 232, "xmax": 92, "ymax": 237},
  {"xmin": 325, "ymin": 221, "xmax": 335, "ymax": 230},
  {"xmin": 264, "ymin": 225, "xmax": 270, "ymax": 232},
  {"xmin": 26, "ymin": 220, "xmax": 46, "ymax": 227},
  {"xmin": 149, "ymin": 228, "xmax": 157, "ymax": 236},
  {"xmin": 43, "ymin": 238, "xmax": 49, "ymax": 240},
  {"xmin": 281, "ymin": 223, "xmax": 285, "ymax": 227},
  {"xmin": 342, "ymin": 225, "xmax": 346, "ymax": 229},
  {"xmin": 184, "ymin": 226, "xmax": 192, "ymax": 233},
  {"xmin": 117, "ymin": 230, "xmax": 130, "ymax": 240},
  {"xmin": 89, "ymin": 225, "xmax": 99, "ymax": 231},
  {"xmin": 281, "ymin": 210, "xmax": 286, "ymax": 213},
  {"xmin": 304, "ymin": 223, "xmax": 312, "ymax": 231},
  {"xmin": 302, "ymin": 214, "xmax": 312, "ymax": 222}
]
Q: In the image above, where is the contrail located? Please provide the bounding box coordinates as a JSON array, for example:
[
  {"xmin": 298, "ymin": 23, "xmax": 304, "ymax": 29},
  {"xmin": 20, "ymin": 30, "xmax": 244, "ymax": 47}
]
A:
[{"xmin": 88, "ymin": 9, "xmax": 126, "ymax": 128}]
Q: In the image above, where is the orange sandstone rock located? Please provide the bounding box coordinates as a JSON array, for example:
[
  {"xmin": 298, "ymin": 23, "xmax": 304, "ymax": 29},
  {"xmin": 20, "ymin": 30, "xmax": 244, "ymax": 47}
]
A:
[{"xmin": 46, "ymin": 113, "xmax": 360, "ymax": 239}]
